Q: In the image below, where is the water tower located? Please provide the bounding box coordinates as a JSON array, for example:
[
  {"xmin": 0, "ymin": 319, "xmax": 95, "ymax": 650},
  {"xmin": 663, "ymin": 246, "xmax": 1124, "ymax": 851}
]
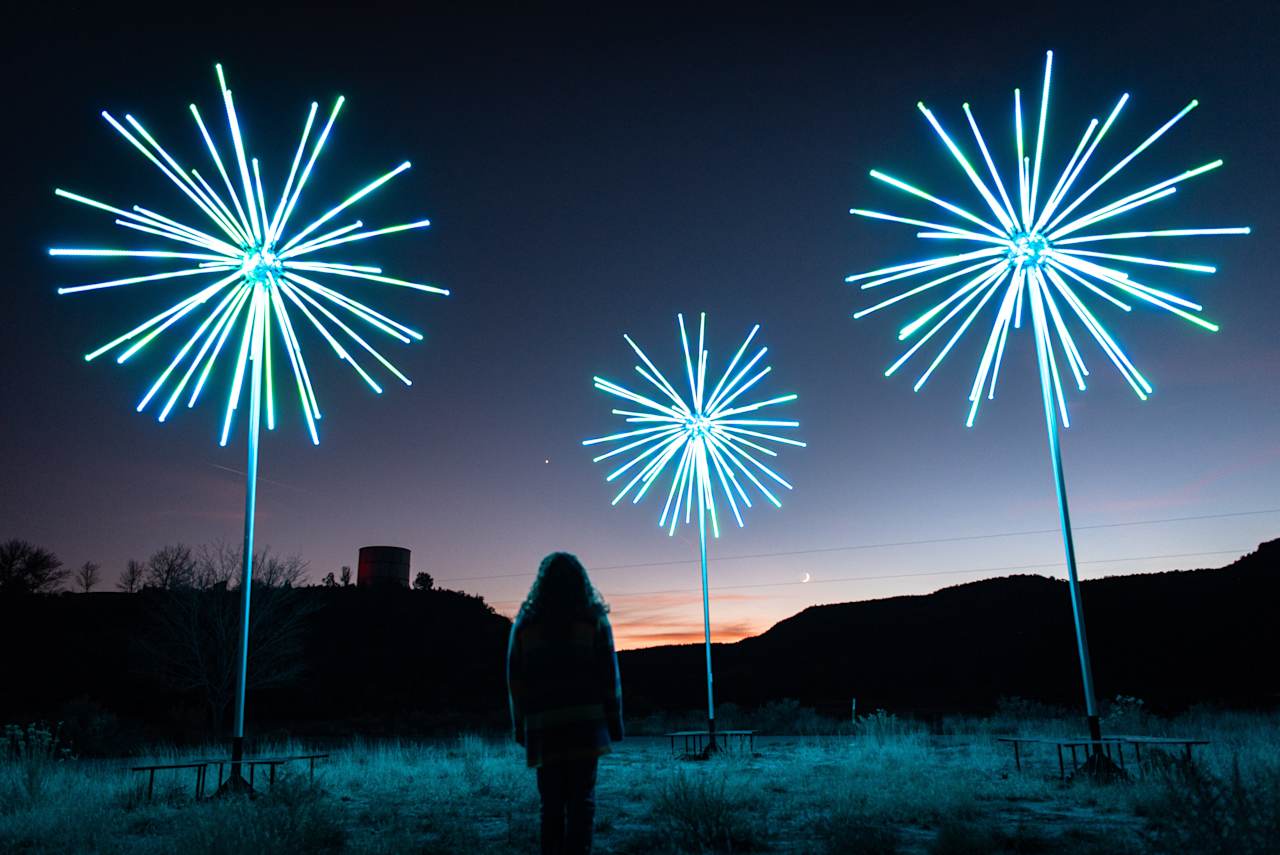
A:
[{"xmin": 357, "ymin": 546, "xmax": 411, "ymax": 589}]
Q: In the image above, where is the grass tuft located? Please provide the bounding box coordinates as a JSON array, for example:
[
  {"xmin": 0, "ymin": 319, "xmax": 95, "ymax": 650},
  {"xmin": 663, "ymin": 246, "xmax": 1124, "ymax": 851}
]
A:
[
  {"xmin": 172, "ymin": 775, "xmax": 346, "ymax": 854},
  {"xmin": 650, "ymin": 767, "xmax": 770, "ymax": 853},
  {"xmin": 813, "ymin": 795, "xmax": 901, "ymax": 854},
  {"xmin": 1139, "ymin": 755, "xmax": 1280, "ymax": 854}
]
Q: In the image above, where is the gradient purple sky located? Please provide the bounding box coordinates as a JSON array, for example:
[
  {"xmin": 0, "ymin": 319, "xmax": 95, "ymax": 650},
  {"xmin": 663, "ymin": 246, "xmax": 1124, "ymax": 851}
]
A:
[{"xmin": 3, "ymin": 6, "xmax": 1277, "ymax": 648}]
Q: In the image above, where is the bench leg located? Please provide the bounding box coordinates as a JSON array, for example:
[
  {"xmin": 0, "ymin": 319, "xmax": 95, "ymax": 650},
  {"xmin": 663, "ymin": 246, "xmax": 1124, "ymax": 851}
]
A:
[
  {"xmin": 270, "ymin": 764, "xmax": 276, "ymax": 787},
  {"xmin": 1013, "ymin": 741, "xmax": 1021, "ymax": 772},
  {"xmin": 1057, "ymin": 745, "xmax": 1065, "ymax": 780},
  {"xmin": 147, "ymin": 769, "xmax": 155, "ymax": 801}
]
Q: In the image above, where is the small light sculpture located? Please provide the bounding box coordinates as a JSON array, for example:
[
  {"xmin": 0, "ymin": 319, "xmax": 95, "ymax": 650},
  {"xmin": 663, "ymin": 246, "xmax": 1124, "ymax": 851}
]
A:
[
  {"xmin": 52, "ymin": 64, "xmax": 444, "ymax": 783},
  {"xmin": 585, "ymin": 313, "xmax": 805, "ymax": 748},
  {"xmin": 848, "ymin": 51, "xmax": 1248, "ymax": 748}
]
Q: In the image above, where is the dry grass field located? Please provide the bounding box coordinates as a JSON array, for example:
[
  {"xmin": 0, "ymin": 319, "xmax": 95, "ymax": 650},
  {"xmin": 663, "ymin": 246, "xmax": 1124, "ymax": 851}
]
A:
[{"xmin": 3, "ymin": 708, "xmax": 1278, "ymax": 853}]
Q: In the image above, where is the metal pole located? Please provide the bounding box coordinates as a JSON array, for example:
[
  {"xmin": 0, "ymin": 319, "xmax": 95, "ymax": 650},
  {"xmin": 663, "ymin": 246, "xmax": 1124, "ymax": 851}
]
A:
[
  {"xmin": 697, "ymin": 445, "xmax": 716, "ymax": 751},
  {"xmin": 1031, "ymin": 281, "xmax": 1102, "ymax": 750},
  {"xmin": 230, "ymin": 287, "xmax": 264, "ymax": 785}
]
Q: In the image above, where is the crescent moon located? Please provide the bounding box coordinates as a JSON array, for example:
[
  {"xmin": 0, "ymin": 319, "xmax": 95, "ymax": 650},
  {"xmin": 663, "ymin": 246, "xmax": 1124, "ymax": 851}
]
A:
[{"xmin": 802, "ymin": 572, "xmax": 811, "ymax": 583}]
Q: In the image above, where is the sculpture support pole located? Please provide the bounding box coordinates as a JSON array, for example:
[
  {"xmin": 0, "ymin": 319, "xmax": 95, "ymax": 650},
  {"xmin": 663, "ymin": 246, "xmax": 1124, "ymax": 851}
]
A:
[
  {"xmin": 230, "ymin": 288, "xmax": 263, "ymax": 785},
  {"xmin": 697, "ymin": 445, "xmax": 716, "ymax": 751},
  {"xmin": 1031, "ymin": 282, "xmax": 1101, "ymax": 750}
]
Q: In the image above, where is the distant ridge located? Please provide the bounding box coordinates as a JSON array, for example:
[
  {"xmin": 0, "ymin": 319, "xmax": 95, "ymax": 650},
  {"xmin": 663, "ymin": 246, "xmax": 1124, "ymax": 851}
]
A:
[
  {"xmin": 1, "ymin": 541, "xmax": 1273, "ymax": 741},
  {"xmin": 619, "ymin": 539, "xmax": 1280, "ymax": 716}
]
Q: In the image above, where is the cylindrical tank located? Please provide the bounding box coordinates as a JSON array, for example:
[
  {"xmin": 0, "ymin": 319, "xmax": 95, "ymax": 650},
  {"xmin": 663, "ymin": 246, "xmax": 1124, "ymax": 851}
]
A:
[{"xmin": 357, "ymin": 546, "xmax": 411, "ymax": 589}]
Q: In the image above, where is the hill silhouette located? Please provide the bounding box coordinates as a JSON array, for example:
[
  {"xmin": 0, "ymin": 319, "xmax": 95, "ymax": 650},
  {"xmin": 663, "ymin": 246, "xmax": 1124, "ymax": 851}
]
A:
[
  {"xmin": 619, "ymin": 539, "xmax": 1280, "ymax": 718},
  {"xmin": 0, "ymin": 585, "xmax": 512, "ymax": 746},
  {"xmin": 0, "ymin": 540, "xmax": 1275, "ymax": 746}
]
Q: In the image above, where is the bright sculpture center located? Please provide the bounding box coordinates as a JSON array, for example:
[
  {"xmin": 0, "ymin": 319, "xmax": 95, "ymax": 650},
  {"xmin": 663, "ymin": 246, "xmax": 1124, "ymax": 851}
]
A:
[
  {"xmin": 241, "ymin": 248, "xmax": 282, "ymax": 284},
  {"xmin": 1009, "ymin": 232, "xmax": 1051, "ymax": 267},
  {"xmin": 686, "ymin": 415, "xmax": 712, "ymax": 437}
]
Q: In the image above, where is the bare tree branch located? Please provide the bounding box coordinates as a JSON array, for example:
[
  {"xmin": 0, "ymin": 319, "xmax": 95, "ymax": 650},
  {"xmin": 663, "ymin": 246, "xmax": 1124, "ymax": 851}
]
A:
[
  {"xmin": 140, "ymin": 543, "xmax": 316, "ymax": 735},
  {"xmin": 117, "ymin": 559, "xmax": 145, "ymax": 593},
  {"xmin": 75, "ymin": 561, "xmax": 101, "ymax": 593},
  {"xmin": 145, "ymin": 544, "xmax": 197, "ymax": 590},
  {"xmin": 0, "ymin": 540, "xmax": 68, "ymax": 595}
]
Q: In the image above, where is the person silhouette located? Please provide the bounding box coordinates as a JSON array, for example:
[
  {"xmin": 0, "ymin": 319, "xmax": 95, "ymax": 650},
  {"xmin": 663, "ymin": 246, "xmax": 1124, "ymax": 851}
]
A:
[{"xmin": 508, "ymin": 552, "xmax": 624, "ymax": 855}]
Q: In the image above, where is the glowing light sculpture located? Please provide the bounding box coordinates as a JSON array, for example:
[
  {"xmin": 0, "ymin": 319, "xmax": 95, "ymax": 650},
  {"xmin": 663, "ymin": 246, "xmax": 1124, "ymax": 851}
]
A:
[
  {"xmin": 52, "ymin": 65, "xmax": 444, "ymax": 786},
  {"xmin": 584, "ymin": 313, "xmax": 805, "ymax": 749},
  {"xmin": 848, "ymin": 51, "xmax": 1248, "ymax": 750}
]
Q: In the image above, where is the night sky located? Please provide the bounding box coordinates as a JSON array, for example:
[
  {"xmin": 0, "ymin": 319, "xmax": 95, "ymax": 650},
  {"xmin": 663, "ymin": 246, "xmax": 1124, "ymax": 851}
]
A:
[{"xmin": 3, "ymin": 5, "xmax": 1277, "ymax": 648}]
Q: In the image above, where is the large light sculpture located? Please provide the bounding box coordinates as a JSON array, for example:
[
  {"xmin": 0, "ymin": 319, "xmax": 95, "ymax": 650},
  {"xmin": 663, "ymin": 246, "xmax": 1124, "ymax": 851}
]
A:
[
  {"xmin": 584, "ymin": 313, "xmax": 804, "ymax": 749},
  {"xmin": 52, "ymin": 65, "xmax": 444, "ymax": 785},
  {"xmin": 848, "ymin": 51, "xmax": 1248, "ymax": 749}
]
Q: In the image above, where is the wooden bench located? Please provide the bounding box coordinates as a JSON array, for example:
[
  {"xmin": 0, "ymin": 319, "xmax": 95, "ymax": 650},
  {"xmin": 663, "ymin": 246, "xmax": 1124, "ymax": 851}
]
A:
[
  {"xmin": 997, "ymin": 736, "xmax": 1127, "ymax": 779},
  {"xmin": 998, "ymin": 735, "xmax": 1207, "ymax": 779},
  {"xmin": 1115, "ymin": 735, "xmax": 1209, "ymax": 767},
  {"xmin": 130, "ymin": 752, "xmax": 329, "ymax": 800},
  {"xmin": 665, "ymin": 730, "xmax": 755, "ymax": 756},
  {"xmin": 129, "ymin": 761, "xmax": 214, "ymax": 801}
]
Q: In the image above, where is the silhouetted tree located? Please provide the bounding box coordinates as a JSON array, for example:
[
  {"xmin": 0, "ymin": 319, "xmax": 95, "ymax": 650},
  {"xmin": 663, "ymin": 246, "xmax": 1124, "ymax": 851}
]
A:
[
  {"xmin": 143, "ymin": 544, "xmax": 314, "ymax": 734},
  {"xmin": 117, "ymin": 559, "xmax": 145, "ymax": 593},
  {"xmin": 145, "ymin": 544, "xmax": 196, "ymax": 590},
  {"xmin": 259, "ymin": 552, "xmax": 308, "ymax": 588},
  {"xmin": 413, "ymin": 571, "xmax": 434, "ymax": 591},
  {"xmin": 321, "ymin": 572, "xmax": 337, "ymax": 588},
  {"xmin": 192, "ymin": 541, "xmax": 308, "ymax": 590},
  {"xmin": 193, "ymin": 541, "xmax": 239, "ymax": 590},
  {"xmin": 340, "ymin": 566, "xmax": 353, "ymax": 587},
  {"xmin": 0, "ymin": 540, "xmax": 67, "ymax": 595},
  {"xmin": 75, "ymin": 562, "xmax": 101, "ymax": 593}
]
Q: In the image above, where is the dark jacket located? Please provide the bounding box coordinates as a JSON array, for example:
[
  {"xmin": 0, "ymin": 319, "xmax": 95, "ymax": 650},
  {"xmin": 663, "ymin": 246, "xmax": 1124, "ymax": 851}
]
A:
[{"xmin": 507, "ymin": 610, "xmax": 624, "ymax": 768}]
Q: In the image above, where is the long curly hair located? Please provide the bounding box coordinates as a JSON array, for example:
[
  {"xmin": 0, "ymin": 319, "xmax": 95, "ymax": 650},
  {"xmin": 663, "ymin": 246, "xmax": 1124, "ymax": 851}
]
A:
[{"xmin": 517, "ymin": 552, "xmax": 609, "ymax": 624}]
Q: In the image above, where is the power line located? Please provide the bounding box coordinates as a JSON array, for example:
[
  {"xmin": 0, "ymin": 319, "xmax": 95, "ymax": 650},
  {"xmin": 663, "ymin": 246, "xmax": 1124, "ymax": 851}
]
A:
[
  {"xmin": 488, "ymin": 546, "xmax": 1252, "ymax": 606},
  {"xmin": 436, "ymin": 507, "xmax": 1280, "ymax": 584}
]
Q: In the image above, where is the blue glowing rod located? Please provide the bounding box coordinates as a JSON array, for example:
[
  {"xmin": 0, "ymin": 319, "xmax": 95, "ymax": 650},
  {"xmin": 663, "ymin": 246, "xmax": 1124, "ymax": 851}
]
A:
[
  {"xmin": 848, "ymin": 51, "xmax": 1248, "ymax": 748},
  {"xmin": 585, "ymin": 313, "xmax": 805, "ymax": 747},
  {"xmin": 52, "ymin": 64, "xmax": 443, "ymax": 781}
]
